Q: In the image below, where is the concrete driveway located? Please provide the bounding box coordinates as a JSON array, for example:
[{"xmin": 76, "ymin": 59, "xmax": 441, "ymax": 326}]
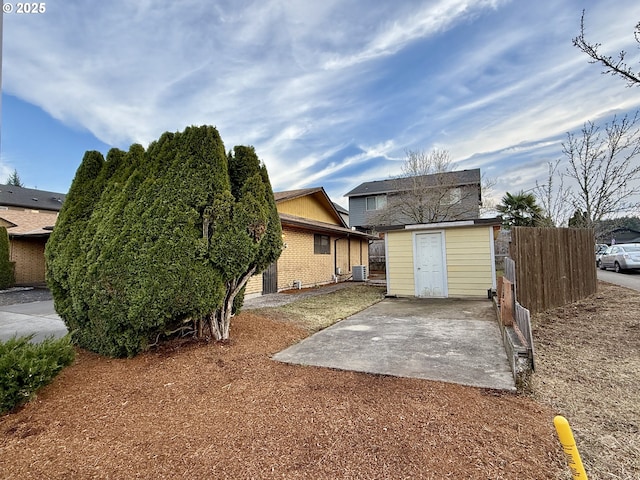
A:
[
  {"xmin": 273, "ymin": 296, "xmax": 516, "ymax": 391},
  {"xmin": 0, "ymin": 301, "xmax": 67, "ymax": 343}
]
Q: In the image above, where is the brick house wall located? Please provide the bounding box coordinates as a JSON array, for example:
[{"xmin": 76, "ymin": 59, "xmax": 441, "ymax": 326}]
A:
[
  {"xmin": 9, "ymin": 237, "xmax": 47, "ymax": 285},
  {"xmin": 244, "ymin": 226, "xmax": 370, "ymax": 296}
]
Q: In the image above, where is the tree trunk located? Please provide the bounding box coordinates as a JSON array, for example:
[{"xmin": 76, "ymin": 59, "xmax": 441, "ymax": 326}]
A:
[{"xmin": 207, "ymin": 266, "xmax": 257, "ymax": 341}]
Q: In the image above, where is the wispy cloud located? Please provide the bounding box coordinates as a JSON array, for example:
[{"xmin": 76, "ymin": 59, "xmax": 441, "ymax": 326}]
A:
[{"xmin": 3, "ymin": 0, "xmax": 640, "ymax": 204}]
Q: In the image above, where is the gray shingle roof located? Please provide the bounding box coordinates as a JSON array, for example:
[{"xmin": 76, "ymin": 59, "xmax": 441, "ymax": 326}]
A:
[
  {"xmin": 332, "ymin": 202, "xmax": 348, "ymax": 215},
  {"xmin": 344, "ymin": 168, "xmax": 481, "ymax": 197},
  {"xmin": 0, "ymin": 185, "xmax": 66, "ymax": 211}
]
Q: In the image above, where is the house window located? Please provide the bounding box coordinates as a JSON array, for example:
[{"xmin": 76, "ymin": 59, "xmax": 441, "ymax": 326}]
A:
[
  {"xmin": 442, "ymin": 187, "xmax": 462, "ymax": 205},
  {"xmin": 314, "ymin": 234, "xmax": 330, "ymax": 254},
  {"xmin": 366, "ymin": 195, "xmax": 387, "ymax": 211}
]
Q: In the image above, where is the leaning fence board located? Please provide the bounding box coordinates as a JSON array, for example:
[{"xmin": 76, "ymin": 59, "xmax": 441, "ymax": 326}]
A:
[
  {"xmin": 500, "ymin": 278, "xmax": 514, "ymax": 326},
  {"xmin": 514, "ymin": 302, "xmax": 535, "ymax": 371}
]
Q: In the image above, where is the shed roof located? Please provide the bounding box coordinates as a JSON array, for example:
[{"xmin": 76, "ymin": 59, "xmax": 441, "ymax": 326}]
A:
[{"xmin": 376, "ymin": 217, "xmax": 501, "ymax": 232}]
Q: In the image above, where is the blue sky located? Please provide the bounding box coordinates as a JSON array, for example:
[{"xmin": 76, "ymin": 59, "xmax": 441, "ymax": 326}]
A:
[{"xmin": 2, "ymin": 0, "xmax": 640, "ymax": 212}]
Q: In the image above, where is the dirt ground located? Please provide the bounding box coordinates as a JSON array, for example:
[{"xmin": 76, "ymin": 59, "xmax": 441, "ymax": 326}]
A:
[
  {"xmin": 531, "ymin": 281, "xmax": 640, "ymax": 479},
  {"xmin": 0, "ymin": 284, "xmax": 568, "ymax": 479}
]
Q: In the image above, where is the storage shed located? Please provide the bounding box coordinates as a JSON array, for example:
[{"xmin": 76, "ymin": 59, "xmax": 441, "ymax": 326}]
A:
[{"xmin": 381, "ymin": 218, "xmax": 501, "ymax": 298}]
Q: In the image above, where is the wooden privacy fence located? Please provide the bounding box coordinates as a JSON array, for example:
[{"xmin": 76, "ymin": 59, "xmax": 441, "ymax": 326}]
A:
[{"xmin": 510, "ymin": 227, "xmax": 597, "ymax": 314}]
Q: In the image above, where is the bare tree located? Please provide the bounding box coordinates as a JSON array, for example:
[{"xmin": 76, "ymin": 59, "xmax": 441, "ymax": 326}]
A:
[
  {"xmin": 573, "ymin": 10, "xmax": 640, "ymax": 87},
  {"xmin": 562, "ymin": 113, "xmax": 640, "ymax": 229},
  {"xmin": 368, "ymin": 148, "xmax": 483, "ymax": 226},
  {"xmin": 533, "ymin": 160, "xmax": 572, "ymax": 227},
  {"xmin": 400, "ymin": 148, "xmax": 453, "ymax": 177},
  {"xmin": 479, "ymin": 174, "xmax": 497, "ymax": 217}
]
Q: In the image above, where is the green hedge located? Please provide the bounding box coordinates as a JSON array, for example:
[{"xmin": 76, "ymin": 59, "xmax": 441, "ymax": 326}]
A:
[
  {"xmin": 0, "ymin": 335, "xmax": 75, "ymax": 414},
  {"xmin": 0, "ymin": 226, "xmax": 15, "ymax": 289},
  {"xmin": 45, "ymin": 126, "xmax": 282, "ymax": 356}
]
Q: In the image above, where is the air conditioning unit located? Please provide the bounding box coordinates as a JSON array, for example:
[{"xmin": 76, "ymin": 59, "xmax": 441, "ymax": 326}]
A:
[{"xmin": 353, "ymin": 265, "xmax": 368, "ymax": 282}]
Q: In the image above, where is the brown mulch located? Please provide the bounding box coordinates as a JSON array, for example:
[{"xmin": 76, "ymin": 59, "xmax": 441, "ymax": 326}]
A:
[{"xmin": 1, "ymin": 313, "xmax": 566, "ymax": 478}]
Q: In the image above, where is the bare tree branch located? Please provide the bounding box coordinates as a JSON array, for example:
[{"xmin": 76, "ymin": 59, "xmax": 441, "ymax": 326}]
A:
[
  {"xmin": 367, "ymin": 149, "xmax": 482, "ymax": 226},
  {"xmin": 562, "ymin": 113, "xmax": 640, "ymax": 228},
  {"xmin": 533, "ymin": 159, "xmax": 572, "ymax": 227},
  {"xmin": 573, "ymin": 10, "xmax": 640, "ymax": 87}
]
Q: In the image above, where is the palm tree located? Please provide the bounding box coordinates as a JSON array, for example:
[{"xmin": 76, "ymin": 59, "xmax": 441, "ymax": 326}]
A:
[{"xmin": 497, "ymin": 191, "xmax": 544, "ymax": 228}]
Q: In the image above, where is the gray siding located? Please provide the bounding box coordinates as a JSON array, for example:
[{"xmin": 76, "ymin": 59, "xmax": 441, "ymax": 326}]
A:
[
  {"xmin": 348, "ymin": 196, "xmax": 368, "ymax": 228},
  {"xmin": 349, "ymin": 184, "xmax": 481, "ymax": 229}
]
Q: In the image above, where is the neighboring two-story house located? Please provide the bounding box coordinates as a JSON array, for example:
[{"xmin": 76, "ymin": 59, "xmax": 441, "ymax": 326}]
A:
[
  {"xmin": 345, "ymin": 168, "xmax": 482, "ymax": 232},
  {"xmin": 0, "ymin": 185, "xmax": 66, "ymax": 285}
]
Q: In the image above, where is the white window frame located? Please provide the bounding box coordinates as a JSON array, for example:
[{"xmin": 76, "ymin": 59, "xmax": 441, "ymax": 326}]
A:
[{"xmin": 366, "ymin": 194, "xmax": 387, "ymax": 211}]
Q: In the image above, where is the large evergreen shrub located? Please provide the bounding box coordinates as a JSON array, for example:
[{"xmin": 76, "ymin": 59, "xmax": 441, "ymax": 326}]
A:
[
  {"xmin": 45, "ymin": 126, "xmax": 281, "ymax": 357},
  {"xmin": 0, "ymin": 226, "xmax": 14, "ymax": 289}
]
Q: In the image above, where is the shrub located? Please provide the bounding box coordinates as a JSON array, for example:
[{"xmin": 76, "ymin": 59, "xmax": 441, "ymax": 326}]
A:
[
  {"xmin": 0, "ymin": 226, "xmax": 15, "ymax": 289},
  {"xmin": 46, "ymin": 126, "xmax": 281, "ymax": 357},
  {"xmin": 0, "ymin": 335, "xmax": 75, "ymax": 414}
]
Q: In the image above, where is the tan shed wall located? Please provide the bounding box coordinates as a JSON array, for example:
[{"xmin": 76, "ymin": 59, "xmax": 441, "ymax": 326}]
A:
[
  {"xmin": 386, "ymin": 230, "xmax": 416, "ymax": 296},
  {"xmin": 386, "ymin": 226, "xmax": 494, "ymax": 298},
  {"xmin": 445, "ymin": 227, "xmax": 493, "ymax": 297}
]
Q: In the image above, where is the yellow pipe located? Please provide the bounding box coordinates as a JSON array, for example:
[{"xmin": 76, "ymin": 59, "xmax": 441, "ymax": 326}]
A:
[{"xmin": 553, "ymin": 415, "xmax": 588, "ymax": 479}]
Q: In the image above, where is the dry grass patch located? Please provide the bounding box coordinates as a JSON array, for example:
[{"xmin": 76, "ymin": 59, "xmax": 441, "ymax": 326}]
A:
[
  {"xmin": 531, "ymin": 282, "xmax": 640, "ymax": 479},
  {"xmin": 258, "ymin": 284, "xmax": 386, "ymax": 331}
]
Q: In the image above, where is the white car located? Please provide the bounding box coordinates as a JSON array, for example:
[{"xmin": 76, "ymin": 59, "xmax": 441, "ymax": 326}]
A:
[{"xmin": 599, "ymin": 244, "xmax": 640, "ymax": 272}]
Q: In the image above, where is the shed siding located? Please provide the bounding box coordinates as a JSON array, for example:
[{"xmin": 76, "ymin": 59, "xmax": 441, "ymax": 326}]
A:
[
  {"xmin": 278, "ymin": 196, "xmax": 339, "ymax": 225},
  {"xmin": 386, "ymin": 230, "xmax": 415, "ymax": 296},
  {"xmin": 445, "ymin": 227, "xmax": 493, "ymax": 297}
]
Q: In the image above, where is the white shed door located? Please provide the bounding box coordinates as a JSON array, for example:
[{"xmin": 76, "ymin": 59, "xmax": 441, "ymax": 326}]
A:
[{"xmin": 415, "ymin": 232, "xmax": 446, "ymax": 298}]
